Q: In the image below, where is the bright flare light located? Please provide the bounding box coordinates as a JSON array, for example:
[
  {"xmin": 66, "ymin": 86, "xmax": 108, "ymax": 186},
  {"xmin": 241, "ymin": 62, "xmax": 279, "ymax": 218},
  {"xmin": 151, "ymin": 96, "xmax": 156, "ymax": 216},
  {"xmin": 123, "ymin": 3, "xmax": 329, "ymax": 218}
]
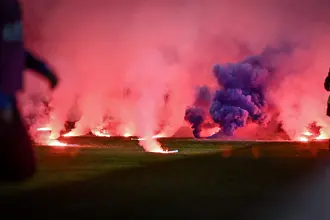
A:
[
  {"xmin": 315, "ymin": 134, "xmax": 328, "ymax": 140},
  {"xmin": 37, "ymin": 127, "xmax": 52, "ymax": 131},
  {"xmin": 36, "ymin": 127, "xmax": 78, "ymax": 147},
  {"xmin": 91, "ymin": 129, "xmax": 111, "ymax": 137},
  {"xmin": 46, "ymin": 140, "xmax": 69, "ymax": 147},
  {"xmin": 298, "ymin": 128, "xmax": 329, "ymax": 142},
  {"xmin": 63, "ymin": 131, "xmax": 78, "ymax": 137},
  {"xmin": 150, "ymin": 149, "xmax": 179, "ymax": 154},
  {"xmin": 139, "ymin": 137, "xmax": 178, "ymax": 154},
  {"xmin": 123, "ymin": 132, "xmax": 132, "ymax": 137},
  {"xmin": 137, "ymin": 133, "xmax": 166, "ymax": 141},
  {"xmin": 50, "ymin": 131, "xmax": 61, "ymax": 140},
  {"xmin": 43, "ymin": 139, "xmax": 78, "ymax": 147},
  {"xmin": 299, "ymin": 136, "xmax": 309, "ymax": 142},
  {"xmin": 303, "ymin": 131, "xmax": 313, "ymax": 136}
]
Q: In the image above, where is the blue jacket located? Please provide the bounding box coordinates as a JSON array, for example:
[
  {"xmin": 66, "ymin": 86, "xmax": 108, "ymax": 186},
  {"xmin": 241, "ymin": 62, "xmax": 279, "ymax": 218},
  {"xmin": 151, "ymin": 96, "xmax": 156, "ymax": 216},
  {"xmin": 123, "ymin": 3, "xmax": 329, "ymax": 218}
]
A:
[
  {"xmin": 0, "ymin": 0, "xmax": 25, "ymax": 95},
  {"xmin": 1, "ymin": 0, "xmax": 57, "ymax": 98}
]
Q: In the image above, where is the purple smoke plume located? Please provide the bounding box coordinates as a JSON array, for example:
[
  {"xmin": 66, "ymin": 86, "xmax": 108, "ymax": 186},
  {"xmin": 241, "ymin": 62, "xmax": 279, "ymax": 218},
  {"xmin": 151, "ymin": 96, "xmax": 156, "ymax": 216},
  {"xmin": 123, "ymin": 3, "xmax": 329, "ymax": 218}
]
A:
[
  {"xmin": 184, "ymin": 86, "xmax": 212, "ymax": 138},
  {"xmin": 210, "ymin": 60, "xmax": 270, "ymax": 136},
  {"xmin": 186, "ymin": 44, "xmax": 295, "ymax": 138}
]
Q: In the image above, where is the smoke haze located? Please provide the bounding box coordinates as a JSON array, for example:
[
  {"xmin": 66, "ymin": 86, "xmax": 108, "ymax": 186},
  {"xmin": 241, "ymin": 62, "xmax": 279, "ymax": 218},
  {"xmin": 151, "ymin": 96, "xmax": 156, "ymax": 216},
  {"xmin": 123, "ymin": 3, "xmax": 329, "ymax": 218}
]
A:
[{"xmin": 19, "ymin": 0, "xmax": 330, "ymax": 146}]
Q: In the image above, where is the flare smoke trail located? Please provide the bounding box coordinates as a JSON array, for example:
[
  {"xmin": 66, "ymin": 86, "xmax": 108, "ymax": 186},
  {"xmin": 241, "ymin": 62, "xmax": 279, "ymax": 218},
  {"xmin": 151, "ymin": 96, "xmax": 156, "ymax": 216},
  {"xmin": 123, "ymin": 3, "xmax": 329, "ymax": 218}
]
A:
[{"xmin": 19, "ymin": 0, "xmax": 330, "ymax": 146}]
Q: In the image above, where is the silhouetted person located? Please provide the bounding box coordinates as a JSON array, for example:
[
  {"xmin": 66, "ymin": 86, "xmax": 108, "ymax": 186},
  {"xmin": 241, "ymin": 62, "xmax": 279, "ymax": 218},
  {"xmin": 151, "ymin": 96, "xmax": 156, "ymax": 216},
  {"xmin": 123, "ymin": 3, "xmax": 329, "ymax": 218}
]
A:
[
  {"xmin": 324, "ymin": 68, "xmax": 330, "ymax": 150},
  {"xmin": 0, "ymin": 0, "xmax": 58, "ymax": 181}
]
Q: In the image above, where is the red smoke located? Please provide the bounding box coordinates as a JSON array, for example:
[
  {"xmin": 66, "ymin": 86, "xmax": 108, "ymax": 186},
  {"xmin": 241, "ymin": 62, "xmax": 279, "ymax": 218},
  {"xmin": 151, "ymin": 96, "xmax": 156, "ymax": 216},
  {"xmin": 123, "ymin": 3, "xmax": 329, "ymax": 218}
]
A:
[{"xmin": 19, "ymin": 0, "xmax": 330, "ymax": 148}]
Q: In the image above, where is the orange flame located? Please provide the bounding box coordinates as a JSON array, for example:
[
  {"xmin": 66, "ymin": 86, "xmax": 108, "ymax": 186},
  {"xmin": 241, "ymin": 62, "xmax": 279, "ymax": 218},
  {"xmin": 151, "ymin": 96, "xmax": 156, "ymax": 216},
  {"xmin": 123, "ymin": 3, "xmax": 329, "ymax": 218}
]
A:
[
  {"xmin": 298, "ymin": 129, "xmax": 328, "ymax": 142},
  {"xmin": 121, "ymin": 127, "xmax": 134, "ymax": 137},
  {"xmin": 37, "ymin": 127, "xmax": 52, "ymax": 131},
  {"xmin": 62, "ymin": 131, "xmax": 78, "ymax": 137},
  {"xmin": 50, "ymin": 131, "xmax": 61, "ymax": 140},
  {"xmin": 123, "ymin": 132, "xmax": 132, "ymax": 137},
  {"xmin": 138, "ymin": 137, "xmax": 177, "ymax": 154},
  {"xmin": 152, "ymin": 133, "xmax": 166, "ymax": 139},
  {"xmin": 315, "ymin": 131, "xmax": 328, "ymax": 140},
  {"xmin": 299, "ymin": 136, "xmax": 309, "ymax": 142},
  {"xmin": 137, "ymin": 133, "xmax": 166, "ymax": 141},
  {"xmin": 91, "ymin": 129, "xmax": 111, "ymax": 137},
  {"xmin": 46, "ymin": 140, "xmax": 69, "ymax": 147},
  {"xmin": 43, "ymin": 138, "xmax": 78, "ymax": 148},
  {"xmin": 36, "ymin": 127, "xmax": 77, "ymax": 147},
  {"xmin": 303, "ymin": 131, "xmax": 313, "ymax": 136}
]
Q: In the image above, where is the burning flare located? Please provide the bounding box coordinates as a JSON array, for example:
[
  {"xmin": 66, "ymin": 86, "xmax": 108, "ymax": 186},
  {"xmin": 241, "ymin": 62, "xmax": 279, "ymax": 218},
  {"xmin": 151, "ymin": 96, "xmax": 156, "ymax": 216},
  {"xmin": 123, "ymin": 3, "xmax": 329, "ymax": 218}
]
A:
[
  {"xmin": 139, "ymin": 138, "xmax": 178, "ymax": 154},
  {"xmin": 299, "ymin": 136, "xmax": 309, "ymax": 142},
  {"xmin": 34, "ymin": 125, "xmax": 175, "ymax": 153},
  {"xmin": 62, "ymin": 131, "xmax": 79, "ymax": 137},
  {"xmin": 297, "ymin": 122, "xmax": 328, "ymax": 142},
  {"xmin": 36, "ymin": 127, "xmax": 52, "ymax": 131},
  {"xmin": 137, "ymin": 133, "xmax": 166, "ymax": 141},
  {"xmin": 122, "ymin": 127, "xmax": 135, "ymax": 137},
  {"xmin": 91, "ymin": 129, "xmax": 111, "ymax": 137},
  {"xmin": 46, "ymin": 140, "xmax": 69, "ymax": 147},
  {"xmin": 123, "ymin": 132, "xmax": 132, "ymax": 137},
  {"xmin": 35, "ymin": 126, "xmax": 76, "ymax": 147}
]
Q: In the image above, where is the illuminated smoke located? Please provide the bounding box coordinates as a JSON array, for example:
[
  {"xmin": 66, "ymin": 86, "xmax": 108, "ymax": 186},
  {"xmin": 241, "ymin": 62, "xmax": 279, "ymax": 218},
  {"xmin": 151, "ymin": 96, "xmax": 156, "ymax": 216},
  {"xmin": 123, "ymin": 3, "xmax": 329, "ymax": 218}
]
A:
[
  {"xmin": 185, "ymin": 45, "xmax": 290, "ymax": 137},
  {"xmin": 186, "ymin": 43, "xmax": 330, "ymax": 139},
  {"xmin": 20, "ymin": 0, "xmax": 330, "ymax": 145},
  {"xmin": 209, "ymin": 46, "xmax": 277, "ymax": 136}
]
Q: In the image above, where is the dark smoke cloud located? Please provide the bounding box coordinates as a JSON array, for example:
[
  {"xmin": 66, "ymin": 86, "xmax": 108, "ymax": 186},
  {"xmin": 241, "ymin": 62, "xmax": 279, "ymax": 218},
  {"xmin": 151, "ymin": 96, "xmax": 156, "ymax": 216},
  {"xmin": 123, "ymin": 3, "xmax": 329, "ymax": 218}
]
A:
[
  {"xmin": 184, "ymin": 107, "xmax": 205, "ymax": 138},
  {"xmin": 210, "ymin": 44, "xmax": 297, "ymax": 136},
  {"xmin": 185, "ymin": 44, "xmax": 307, "ymax": 138},
  {"xmin": 184, "ymin": 86, "xmax": 212, "ymax": 138},
  {"xmin": 210, "ymin": 61, "xmax": 269, "ymax": 136}
]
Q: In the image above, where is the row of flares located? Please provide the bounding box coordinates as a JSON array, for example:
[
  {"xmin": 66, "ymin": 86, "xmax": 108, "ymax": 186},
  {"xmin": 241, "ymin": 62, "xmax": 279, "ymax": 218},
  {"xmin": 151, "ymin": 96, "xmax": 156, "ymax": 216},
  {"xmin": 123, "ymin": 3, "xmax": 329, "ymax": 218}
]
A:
[
  {"xmin": 35, "ymin": 126, "xmax": 178, "ymax": 154},
  {"xmin": 34, "ymin": 122, "xmax": 329, "ymax": 153}
]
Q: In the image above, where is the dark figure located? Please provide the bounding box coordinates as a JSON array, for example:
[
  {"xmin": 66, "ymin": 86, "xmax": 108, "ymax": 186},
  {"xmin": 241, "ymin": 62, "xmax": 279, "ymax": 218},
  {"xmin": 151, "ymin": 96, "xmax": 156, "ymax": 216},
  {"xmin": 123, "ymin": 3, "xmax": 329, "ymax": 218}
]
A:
[
  {"xmin": 324, "ymin": 68, "xmax": 330, "ymax": 150},
  {"xmin": 25, "ymin": 50, "xmax": 58, "ymax": 89},
  {"xmin": 0, "ymin": 0, "xmax": 58, "ymax": 181},
  {"xmin": 324, "ymin": 68, "xmax": 330, "ymax": 95}
]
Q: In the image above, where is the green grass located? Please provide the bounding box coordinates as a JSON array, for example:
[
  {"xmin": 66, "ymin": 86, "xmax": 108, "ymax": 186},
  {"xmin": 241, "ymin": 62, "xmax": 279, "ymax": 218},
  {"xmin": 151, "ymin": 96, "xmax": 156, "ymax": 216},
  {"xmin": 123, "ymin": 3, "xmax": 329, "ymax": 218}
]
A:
[
  {"xmin": 0, "ymin": 137, "xmax": 245, "ymax": 193},
  {"xmin": 0, "ymin": 137, "xmax": 329, "ymax": 219}
]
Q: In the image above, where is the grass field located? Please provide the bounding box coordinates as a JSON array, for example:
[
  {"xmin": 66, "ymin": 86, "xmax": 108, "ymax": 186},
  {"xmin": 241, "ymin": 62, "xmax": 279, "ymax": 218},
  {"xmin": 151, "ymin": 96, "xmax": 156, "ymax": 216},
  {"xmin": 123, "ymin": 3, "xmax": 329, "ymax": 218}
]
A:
[{"xmin": 0, "ymin": 137, "xmax": 329, "ymax": 219}]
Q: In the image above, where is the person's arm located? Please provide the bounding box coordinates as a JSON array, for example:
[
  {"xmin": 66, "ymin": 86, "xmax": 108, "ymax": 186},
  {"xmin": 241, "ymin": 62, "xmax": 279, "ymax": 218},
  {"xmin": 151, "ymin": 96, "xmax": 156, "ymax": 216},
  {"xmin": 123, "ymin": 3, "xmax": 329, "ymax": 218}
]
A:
[{"xmin": 25, "ymin": 50, "xmax": 58, "ymax": 89}]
